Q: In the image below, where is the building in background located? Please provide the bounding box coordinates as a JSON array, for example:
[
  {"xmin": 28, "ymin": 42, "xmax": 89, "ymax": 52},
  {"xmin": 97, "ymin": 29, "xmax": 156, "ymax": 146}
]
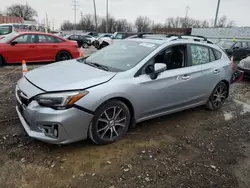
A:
[{"xmin": 0, "ymin": 15, "xmax": 24, "ymax": 24}]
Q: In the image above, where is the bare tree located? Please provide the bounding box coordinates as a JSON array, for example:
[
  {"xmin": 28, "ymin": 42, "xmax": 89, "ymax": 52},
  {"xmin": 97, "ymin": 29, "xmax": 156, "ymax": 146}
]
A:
[
  {"xmin": 217, "ymin": 15, "xmax": 227, "ymax": 27},
  {"xmin": 115, "ymin": 19, "xmax": 132, "ymax": 32},
  {"xmin": 6, "ymin": 3, "xmax": 37, "ymax": 20},
  {"xmin": 61, "ymin": 21, "xmax": 74, "ymax": 30},
  {"xmin": 135, "ymin": 16, "xmax": 151, "ymax": 32},
  {"xmin": 79, "ymin": 14, "xmax": 95, "ymax": 31}
]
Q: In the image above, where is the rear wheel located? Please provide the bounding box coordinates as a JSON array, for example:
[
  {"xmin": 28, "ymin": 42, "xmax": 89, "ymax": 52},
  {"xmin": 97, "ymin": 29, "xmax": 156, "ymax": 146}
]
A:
[
  {"xmin": 206, "ymin": 82, "xmax": 228, "ymax": 111},
  {"xmin": 89, "ymin": 100, "xmax": 131, "ymax": 145},
  {"xmin": 56, "ymin": 51, "xmax": 72, "ymax": 62}
]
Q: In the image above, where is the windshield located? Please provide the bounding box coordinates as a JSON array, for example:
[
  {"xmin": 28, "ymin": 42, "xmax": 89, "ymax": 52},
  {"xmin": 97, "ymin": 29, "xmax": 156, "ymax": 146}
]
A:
[
  {"xmin": 0, "ymin": 32, "xmax": 19, "ymax": 43},
  {"xmin": 217, "ymin": 40, "xmax": 235, "ymax": 49},
  {"xmin": 84, "ymin": 40, "xmax": 159, "ymax": 71},
  {"xmin": 0, "ymin": 25, "xmax": 13, "ymax": 35}
]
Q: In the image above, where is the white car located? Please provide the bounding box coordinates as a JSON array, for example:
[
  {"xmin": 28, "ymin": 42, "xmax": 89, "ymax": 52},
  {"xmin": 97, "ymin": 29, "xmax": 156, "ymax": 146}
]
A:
[
  {"xmin": 83, "ymin": 35, "xmax": 96, "ymax": 45},
  {"xmin": 98, "ymin": 32, "xmax": 138, "ymax": 49}
]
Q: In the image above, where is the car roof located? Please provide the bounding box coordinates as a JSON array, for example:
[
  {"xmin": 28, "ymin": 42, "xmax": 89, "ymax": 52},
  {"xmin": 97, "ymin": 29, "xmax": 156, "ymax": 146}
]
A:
[
  {"xmin": 17, "ymin": 32, "xmax": 57, "ymax": 36},
  {"xmin": 127, "ymin": 38, "xmax": 168, "ymax": 45}
]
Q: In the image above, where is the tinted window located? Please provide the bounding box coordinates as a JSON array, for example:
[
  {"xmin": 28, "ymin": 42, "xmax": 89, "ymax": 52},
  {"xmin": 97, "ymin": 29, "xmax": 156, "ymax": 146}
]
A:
[
  {"xmin": 0, "ymin": 25, "xmax": 12, "ymax": 35},
  {"xmin": 234, "ymin": 42, "xmax": 242, "ymax": 48},
  {"xmin": 248, "ymin": 42, "xmax": 250, "ymax": 46},
  {"xmin": 114, "ymin": 33, "xmax": 123, "ymax": 39},
  {"xmin": 190, "ymin": 45, "xmax": 210, "ymax": 65},
  {"xmin": 242, "ymin": 42, "xmax": 248, "ymax": 47},
  {"xmin": 213, "ymin": 49, "xmax": 222, "ymax": 60},
  {"xmin": 13, "ymin": 34, "xmax": 36, "ymax": 43},
  {"xmin": 209, "ymin": 48, "xmax": 216, "ymax": 62},
  {"xmin": 70, "ymin": 35, "xmax": 78, "ymax": 40}
]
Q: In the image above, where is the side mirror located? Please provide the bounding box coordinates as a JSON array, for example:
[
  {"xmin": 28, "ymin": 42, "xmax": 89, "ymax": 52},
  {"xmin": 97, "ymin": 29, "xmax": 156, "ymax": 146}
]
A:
[
  {"xmin": 147, "ymin": 63, "xmax": 167, "ymax": 80},
  {"xmin": 154, "ymin": 63, "xmax": 167, "ymax": 74},
  {"xmin": 10, "ymin": 41, "xmax": 18, "ymax": 46}
]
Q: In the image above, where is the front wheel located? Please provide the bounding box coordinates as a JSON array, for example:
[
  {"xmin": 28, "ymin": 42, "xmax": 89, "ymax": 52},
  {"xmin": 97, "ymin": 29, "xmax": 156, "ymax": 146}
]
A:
[
  {"xmin": 82, "ymin": 43, "xmax": 88, "ymax": 48},
  {"xmin": 206, "ymin": 82, "xmax": 228, "ymax": 111},
  {"xmin": 56, "ymin": 51, "xmax": 72, "ymax": 62},
  {"xmin": 89, "ymin": 100, "xmax": 131, "ymax": 145}
]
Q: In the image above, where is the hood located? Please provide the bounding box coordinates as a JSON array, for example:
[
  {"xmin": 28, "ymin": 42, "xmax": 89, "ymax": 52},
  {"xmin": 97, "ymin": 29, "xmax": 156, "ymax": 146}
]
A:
[{"xmin": 25, "ymin": 60, "xmax": 117, "ymax": 91}]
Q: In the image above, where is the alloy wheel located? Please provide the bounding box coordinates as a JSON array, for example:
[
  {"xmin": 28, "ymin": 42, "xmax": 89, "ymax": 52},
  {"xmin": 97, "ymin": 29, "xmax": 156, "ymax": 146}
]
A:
[
  {"xmin": 96, "ymin": 106, "xmax": 127, "ymax": 141},
  {"xmin": 212, "ymin": 84, "xmax": 227, "ymax": 108}
]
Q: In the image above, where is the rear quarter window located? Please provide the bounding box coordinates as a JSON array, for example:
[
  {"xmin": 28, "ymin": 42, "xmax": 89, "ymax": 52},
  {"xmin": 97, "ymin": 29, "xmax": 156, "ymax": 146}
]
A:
[{"xmin": 213, "ymin": 49, "xmax": 222, "ymax": 60}]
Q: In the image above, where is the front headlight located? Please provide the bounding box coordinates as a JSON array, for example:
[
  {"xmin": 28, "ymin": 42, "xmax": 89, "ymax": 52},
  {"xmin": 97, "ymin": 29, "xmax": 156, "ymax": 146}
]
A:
[
  {"xmin": 239, "ymin": 61, "xmax": 245, "ymax": 67},
  {"xmin": 35, "ymin": 91, "xmax": 88, "ymax": 109}
]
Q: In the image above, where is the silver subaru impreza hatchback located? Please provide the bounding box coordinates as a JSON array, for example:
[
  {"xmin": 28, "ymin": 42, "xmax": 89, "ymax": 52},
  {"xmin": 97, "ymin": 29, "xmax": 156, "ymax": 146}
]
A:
[{"xmin": 15, "ymin": 34, "xmax": 233, "ymax": 145}]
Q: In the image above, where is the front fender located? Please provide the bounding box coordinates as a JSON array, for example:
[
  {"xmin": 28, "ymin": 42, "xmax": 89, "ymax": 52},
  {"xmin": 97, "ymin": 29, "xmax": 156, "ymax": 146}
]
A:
[{"xmin": 76, "ymin": 81, "xmax": 141, "ymax": 119}]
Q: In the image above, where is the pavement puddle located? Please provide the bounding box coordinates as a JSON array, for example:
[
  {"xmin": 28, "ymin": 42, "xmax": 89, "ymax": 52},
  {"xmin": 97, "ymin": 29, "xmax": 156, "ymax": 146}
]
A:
[
  {"xmin": 234, "ymin": 100, "xmax": 250, "ymax": 114},
  {"xmin": 224, "ymin": 111, "xmax": 234, "ymax": 121}
]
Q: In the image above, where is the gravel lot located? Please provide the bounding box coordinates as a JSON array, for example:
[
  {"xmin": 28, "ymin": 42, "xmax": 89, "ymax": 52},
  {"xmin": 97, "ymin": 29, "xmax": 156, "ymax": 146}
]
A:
[{"xmin": 0, "ymin": 49, "xmax": 250, "ymax": 188}]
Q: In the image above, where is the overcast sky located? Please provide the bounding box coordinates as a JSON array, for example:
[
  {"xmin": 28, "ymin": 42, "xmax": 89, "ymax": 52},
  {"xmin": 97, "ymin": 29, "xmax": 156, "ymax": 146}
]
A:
[{"xmin": 1, "ymin": 0, "xmax": 250, "ymax": 29}]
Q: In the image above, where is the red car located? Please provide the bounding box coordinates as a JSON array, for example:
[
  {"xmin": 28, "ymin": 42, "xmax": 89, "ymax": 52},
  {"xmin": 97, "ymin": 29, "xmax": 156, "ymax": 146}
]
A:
[{"xmin": 0, "ymin": 32, "xmax": 79, "ymax": 66}]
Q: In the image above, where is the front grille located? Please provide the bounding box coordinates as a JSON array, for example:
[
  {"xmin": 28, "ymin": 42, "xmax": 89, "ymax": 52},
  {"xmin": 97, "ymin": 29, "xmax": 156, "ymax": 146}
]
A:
[{"xmin": 17, "ymin": 89, "xmax": 29, "ymax": 106}]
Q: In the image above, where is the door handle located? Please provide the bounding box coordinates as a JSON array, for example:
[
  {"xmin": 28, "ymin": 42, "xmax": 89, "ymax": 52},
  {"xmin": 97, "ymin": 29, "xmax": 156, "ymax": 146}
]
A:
[
  {"xmin": 29, "ymin": 45, "xmax": 35, "ymax": 48},
  {"xmin": 52, "ymin": 45, "xmax": 58, "ymax": 47},
  {"xmin": 181, "ymin": 75, "xmax": 191, "ymax": 80},
  {"xmin": 213, "ymin": 69, "xmax": 220, "ymax": 74}
]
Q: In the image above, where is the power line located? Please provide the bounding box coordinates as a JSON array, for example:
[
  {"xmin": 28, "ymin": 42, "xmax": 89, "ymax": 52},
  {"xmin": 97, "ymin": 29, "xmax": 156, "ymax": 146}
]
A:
[
  {"xmin": 72, "ymin": 0, "xmax": 79, "ymax": 29},
  {"xmin": 214, "ymin": 0, "xmax": 221, "ymax": 27}
]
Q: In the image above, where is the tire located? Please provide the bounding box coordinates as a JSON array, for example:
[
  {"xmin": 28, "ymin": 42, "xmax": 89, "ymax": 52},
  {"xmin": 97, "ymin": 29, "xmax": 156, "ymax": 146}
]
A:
[
  {"xmin": 206, "ymin": 82, "xmax": 228, "ymax": 111},
  {"xmin": 89, "ymin": 100, "xmax": 131, "ymax": 145},
  {"xmin": 0, "ymin": 55, "xmax": 4, "ymax": 67},
  {"xmin": 56, "ymin": 51, "xmax": 72, "ymax": 62},
  {"xmin": 82, "ymin": 43, "xmax": 88, "ymax": 48}
]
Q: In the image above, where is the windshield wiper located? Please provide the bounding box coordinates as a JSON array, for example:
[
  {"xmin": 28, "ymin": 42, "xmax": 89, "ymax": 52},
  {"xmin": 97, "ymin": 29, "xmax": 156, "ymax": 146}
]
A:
[{"xmin": 85, "ymin": 61, "xmax": 109, "ymax": 71}]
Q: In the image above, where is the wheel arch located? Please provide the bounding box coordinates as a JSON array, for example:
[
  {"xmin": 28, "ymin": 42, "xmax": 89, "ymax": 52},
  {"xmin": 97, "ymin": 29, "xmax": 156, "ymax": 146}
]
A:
[
  {"xmin": 95, "ymin": 96, "xmax": 135, "ymax": 127},
  {"xmin": 0, "ymin": 54, "xmax": 6, "ymax": 66},
  {"xmin": 55, "ymin": 50, "xmax": 72, "ymax": 61},
  {"xmin": 220, "ymin": 79, "xmax": 230, "ymax": 98}
]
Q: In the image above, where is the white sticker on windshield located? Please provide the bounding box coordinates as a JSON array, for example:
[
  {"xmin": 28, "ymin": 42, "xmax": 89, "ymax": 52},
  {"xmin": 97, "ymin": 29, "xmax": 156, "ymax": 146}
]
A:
[{"xmin": 139, "ymin": 43, "xmax": 155, "ymax": 48}]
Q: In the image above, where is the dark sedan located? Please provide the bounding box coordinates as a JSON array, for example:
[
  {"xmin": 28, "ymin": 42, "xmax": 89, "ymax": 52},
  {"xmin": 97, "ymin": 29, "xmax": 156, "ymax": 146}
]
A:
[
  {"xmin": 64, "ymin": 34, "xmax": 91, "ymax": 48},
  {"xmin": 217, "ymin": 39, "xmax": 250, "ymax": 61}
]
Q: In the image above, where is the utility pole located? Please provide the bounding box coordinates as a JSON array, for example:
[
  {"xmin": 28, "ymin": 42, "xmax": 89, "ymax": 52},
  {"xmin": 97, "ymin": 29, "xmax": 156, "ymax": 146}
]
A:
[
  {"xmin": 52, "ymin": 18, "xmax": 55, "ymax": 31},
  {"xmin": 72, "ymin": 0, "xmax": 79, "ymax": 30},
  {"xmin": 106, "ymin": 0, "xmax": 109, "ymax": 33},
  {"xmin": 93, "ymin": 0, "xmax": 98, "ymax": 32},
  {"xmin": 185, "ymin": 6, "xmax": 189, "ymax": 28},
  {"xmin": 214, "ymin": 0, "xmax": 221, "ymax": 27}
]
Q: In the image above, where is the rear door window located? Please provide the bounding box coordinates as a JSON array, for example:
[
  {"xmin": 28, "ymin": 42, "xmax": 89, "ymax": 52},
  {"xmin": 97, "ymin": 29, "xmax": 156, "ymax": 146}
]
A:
[
  {"xmin": 242, "ymin": 42, "xmax": 248, "ymax": 47},
  {"xmin": 213, "ymin": 49, "xmax": 222, "ymax": 60},
  {"xmin": 234, "ymin": 42, "xmax": 242, "ymax": 48},
  {"xmin": 190, "ymin": 45, "xmax": 210, "ymax": 65},
  {"xmin": 209, "ymin": 48, "xmax": 216, "ymax": 62},
  {"xmin": 38, "ymin": 35, "xmax": 58, "ymax": 43}
]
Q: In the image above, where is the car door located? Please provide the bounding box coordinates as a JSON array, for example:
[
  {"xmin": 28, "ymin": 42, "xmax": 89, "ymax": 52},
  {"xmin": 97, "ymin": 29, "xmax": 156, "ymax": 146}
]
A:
[
  {"xmin": 35, "ymin": 34, "xmax": 60, "ymax": 62},
  {"xmin": 191, "ymin": 44, "xmax": 228, "ymax": 99},
  {"xmin": 232, "ymin": 42, "xmax": 243, "ymax": 60},
  {"xmin": 241, "ymin": 42, "xmax": 250, "ymax": 58},
  {"xmin": 134, "ymin": 44, "xmax": 208, "ymax": 120},
  {"xmin": 5, "ymin": 34, "xmax": 37, "ymax": 63}
]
